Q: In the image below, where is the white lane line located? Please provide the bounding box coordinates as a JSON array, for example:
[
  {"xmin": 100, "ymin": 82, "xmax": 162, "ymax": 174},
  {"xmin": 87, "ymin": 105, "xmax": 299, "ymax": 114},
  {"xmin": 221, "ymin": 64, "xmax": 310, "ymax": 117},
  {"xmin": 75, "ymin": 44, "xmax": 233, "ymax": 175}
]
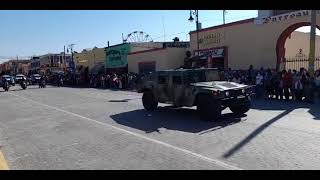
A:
[{"xmin": 8, "ymin": 92, "xmax": 242, "ymax": 170}]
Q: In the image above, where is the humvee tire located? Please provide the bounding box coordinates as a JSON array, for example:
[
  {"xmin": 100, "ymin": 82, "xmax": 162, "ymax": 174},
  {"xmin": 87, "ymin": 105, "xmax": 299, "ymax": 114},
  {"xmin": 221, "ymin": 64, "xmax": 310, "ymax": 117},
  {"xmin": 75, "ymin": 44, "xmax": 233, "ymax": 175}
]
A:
[
  {"xmin": 229, "ymin": 98, "xmax": 251, "ymax": 115},
  {"xmin": 142, "ymin": 90, "xmax": 158, "ymax": 111},
  {"xmin": 196, "ymin": 94, "xmax": 221, "ymax": 121}
]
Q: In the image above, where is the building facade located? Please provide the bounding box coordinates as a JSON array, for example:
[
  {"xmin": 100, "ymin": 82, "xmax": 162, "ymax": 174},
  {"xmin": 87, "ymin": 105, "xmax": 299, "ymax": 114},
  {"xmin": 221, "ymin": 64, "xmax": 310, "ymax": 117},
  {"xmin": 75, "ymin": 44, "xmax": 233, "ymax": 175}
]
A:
[
  {"xmin": 36, "ymin": 53, "xmax": 72, "ymax": 74},
  {"xmin": 258, "ymin": 10, "xmax": 300, "ymax": 18},
  {"xmin": 128, "ymin": 42, "xmax": 190, "ymax": 74},
  {"xmin": 105, "ymin": 42, "xmax": 164, "ymax": 74},
  {"xmin": 74, "ymin": 47, "xmax": 106, "ymax": 74},
  {"xmin": 30, "ymin": 56, "xmax": 40, "ymax": 74},
  {"xmin": 284, "ymin": 31, "xmax": 320, "ymax": 58},
  {"xmin": 189, "ymin": 10, "xmax": 320, "ymax": 71},
  {"xmin": 0, "ymin": 59, "xmax": 30, "ymax": 75}
]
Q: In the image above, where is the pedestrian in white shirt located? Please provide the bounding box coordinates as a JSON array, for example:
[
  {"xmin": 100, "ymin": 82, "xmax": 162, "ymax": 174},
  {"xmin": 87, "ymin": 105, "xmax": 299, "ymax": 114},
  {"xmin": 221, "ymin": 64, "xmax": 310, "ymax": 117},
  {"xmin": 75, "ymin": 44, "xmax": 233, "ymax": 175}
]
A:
[{"xmin": 255, "ymin": 72, "xmax": 264, "ymax": 98}]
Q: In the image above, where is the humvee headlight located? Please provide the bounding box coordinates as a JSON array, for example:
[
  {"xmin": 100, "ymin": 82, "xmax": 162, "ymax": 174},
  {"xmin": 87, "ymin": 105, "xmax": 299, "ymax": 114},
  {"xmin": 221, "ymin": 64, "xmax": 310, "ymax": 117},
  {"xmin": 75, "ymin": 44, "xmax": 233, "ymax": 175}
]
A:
[
  {"xmin": 242, "ymin": 89, "xmax": 246, "ymax": 94},
  {"xmin": 225, "ymin": 91, "xmax": 230, "ymax": 96},
  {"xmin": 212, "ymin": 91, "xmax": 220, "ymax": 96}
]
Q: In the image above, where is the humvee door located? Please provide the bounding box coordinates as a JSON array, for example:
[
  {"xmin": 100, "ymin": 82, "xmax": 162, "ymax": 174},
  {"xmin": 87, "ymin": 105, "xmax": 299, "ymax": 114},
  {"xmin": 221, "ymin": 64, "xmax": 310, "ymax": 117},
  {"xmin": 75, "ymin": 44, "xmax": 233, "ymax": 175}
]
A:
[
  {"xmin": 156, "ymin": 73, "xmax": 170, "ymax": 103},
  {"xmin": 171, "ymin": 73, "xmax": 185, "ymax": 107}
]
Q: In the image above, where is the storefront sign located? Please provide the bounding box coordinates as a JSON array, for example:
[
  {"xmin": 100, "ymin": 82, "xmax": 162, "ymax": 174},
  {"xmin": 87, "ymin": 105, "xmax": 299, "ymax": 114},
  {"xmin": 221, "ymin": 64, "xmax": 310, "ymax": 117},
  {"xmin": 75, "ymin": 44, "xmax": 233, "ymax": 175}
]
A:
[
  {"xmin": 199, "ymin": 32, "xmax": 222, "ymax": 46},
  {"xmin": 295, "ymin": 48, "xmax": 307, "ymax": 58},
  {"xmin": 198, "ymin": 48, "xmax": 224, "ymax": 58},
  {"xmin": 255, "ymin": 10, "xmax": 320, "ymax": 24},
  {"xmin": 106, "ymin": 44, "xmax": 131, "ymax": 68}
]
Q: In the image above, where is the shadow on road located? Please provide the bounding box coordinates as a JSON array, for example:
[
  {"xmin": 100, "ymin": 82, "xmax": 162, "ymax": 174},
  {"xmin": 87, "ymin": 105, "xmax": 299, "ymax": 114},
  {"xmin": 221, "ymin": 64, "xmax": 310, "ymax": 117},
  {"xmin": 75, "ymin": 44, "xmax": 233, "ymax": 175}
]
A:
[
  {"xmin": 251, "ymin": 99, "xmax": 320, "ymax": 120},
  {"xmin": 223, "ymin": 108, "xmax": 293, "ymax": 159},
  {"xmin": 110, "ymin": 106, "xmax": 247, "ymax": 134},
  {"xmin": 10, "ymin": 86, "xmax": 59, "ymax": 91},
  {"xmin": 108, "ymin": 98, "xmax": 140, "ymax": 102},
  {"xmin": 222, "ymin": 99, "xmax": 320, "ymax": 159}
]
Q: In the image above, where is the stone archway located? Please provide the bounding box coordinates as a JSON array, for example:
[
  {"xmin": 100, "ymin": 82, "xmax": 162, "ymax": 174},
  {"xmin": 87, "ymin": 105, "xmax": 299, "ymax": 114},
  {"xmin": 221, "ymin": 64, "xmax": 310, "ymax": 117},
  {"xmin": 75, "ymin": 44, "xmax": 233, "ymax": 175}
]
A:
[{"xmin": 276, "ymin": 22, "xmax": 320, "ymax": 70}]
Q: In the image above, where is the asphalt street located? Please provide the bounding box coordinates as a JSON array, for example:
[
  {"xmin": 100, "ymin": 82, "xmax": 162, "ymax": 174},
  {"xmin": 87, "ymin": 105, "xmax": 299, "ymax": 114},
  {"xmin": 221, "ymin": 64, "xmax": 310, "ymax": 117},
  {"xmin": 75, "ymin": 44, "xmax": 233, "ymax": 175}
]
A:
[{"xmin": 1, "ymin": 85, "xmax": 320, "ymax": 170}]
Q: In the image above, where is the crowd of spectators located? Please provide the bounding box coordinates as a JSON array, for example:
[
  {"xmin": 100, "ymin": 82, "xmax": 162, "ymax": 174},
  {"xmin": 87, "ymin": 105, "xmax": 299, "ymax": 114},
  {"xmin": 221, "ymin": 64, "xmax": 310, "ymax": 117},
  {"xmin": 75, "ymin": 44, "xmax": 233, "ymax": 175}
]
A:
[
  {"xmin": 56, "ymin": 64, "xmax": 320, "ymax": 104},
  {"xmin": 223, "ymin": 65, "xmax": 320, "ymax": 103},
  {"xmin": 88, "ymin": 72, "xmax": 139, "ymax": 90}
]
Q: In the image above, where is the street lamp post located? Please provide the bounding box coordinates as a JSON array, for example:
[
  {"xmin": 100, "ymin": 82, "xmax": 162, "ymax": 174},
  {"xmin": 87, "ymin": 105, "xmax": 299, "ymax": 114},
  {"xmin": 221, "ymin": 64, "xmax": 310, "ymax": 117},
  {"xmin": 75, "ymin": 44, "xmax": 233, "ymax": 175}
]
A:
[
  {"xmin": 188, "ymin": 10, "xmax": 200, "ymax": 56},
  {"xmin": 308, "ymin": 10, "xmax": 316, "ymax": 77}
]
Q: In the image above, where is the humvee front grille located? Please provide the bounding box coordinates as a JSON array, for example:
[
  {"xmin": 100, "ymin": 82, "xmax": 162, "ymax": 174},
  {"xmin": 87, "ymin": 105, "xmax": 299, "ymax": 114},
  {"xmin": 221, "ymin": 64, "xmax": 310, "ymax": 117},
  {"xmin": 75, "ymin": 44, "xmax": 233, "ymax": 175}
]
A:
[{"xmin": 229, "ymin": 89, "xmax": 243, "ymax": 97}]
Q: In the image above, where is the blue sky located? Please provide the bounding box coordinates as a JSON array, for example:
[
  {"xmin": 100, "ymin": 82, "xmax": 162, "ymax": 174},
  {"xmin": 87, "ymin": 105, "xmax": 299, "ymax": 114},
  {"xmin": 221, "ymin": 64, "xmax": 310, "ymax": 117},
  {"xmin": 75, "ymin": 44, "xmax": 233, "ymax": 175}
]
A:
[{"xmin": 0, "ymin": 10, "xmax": 258, "ymax": 62}]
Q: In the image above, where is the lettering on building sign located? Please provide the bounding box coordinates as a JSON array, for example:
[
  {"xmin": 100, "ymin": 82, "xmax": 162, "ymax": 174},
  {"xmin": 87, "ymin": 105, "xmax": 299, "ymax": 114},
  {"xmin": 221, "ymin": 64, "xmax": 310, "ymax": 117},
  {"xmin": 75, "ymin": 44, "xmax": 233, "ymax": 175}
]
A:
[
  {"xmin": 163, "ymin": 42, "xmax": 190, "ymax": 48},
  {"xmin": 107, "ymin": 50, "xmax": 122, "ymax": 63},
  {"xmin": 199, "ymin": 32, "xmax": 222, "ymax": 46},
  {"xmin": 199, "ymin": 48, "xmax": 224, "ymax": 58},
  {"xmin": 255, "ymin": 10, "xmax": 320, "ymax": 24}
]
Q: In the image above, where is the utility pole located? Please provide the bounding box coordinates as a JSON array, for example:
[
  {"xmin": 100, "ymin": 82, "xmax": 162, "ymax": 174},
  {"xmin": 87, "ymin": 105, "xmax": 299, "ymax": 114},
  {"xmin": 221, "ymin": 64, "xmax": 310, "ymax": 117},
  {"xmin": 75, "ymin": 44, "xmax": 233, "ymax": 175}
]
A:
[
  {"xmin": 223, "ymin": 10, "xmax": 226, "ymax": 24},
  {"xmin": 68, "ymin": 44, "xmax": 75, "ymax": 71},
  {"xmin": 308, "ymin": 10, "xmax": 316, "ymax": 77},
  {"xmin": 64, "ymin": 45, "xmax": 66, "ymax": 72},
  {"xmin": 196, "ymin": 10, "xmax": 199, "ymax": 56},
  {"xmin": 15, "ymin": 55, "xmax": 18, "ymax": 75}
]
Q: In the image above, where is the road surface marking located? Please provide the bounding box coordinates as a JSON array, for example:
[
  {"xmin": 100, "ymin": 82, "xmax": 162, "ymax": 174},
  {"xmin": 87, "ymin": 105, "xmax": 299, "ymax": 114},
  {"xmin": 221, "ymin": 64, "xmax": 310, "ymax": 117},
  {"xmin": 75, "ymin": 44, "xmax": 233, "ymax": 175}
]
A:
[
  {"xmin": 0, "ymin": 149, "xmax": 9, "ymax": 170},
  {"xmin": 9, "ymin": 92, "xmax": 242, "ymax": 170}
]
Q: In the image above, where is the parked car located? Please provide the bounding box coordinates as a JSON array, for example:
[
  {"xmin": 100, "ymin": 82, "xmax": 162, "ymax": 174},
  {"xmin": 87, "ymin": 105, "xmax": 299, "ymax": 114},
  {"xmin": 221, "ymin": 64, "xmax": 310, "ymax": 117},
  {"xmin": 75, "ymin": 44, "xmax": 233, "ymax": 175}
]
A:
[
  {"xmin": 15, "ymin": 74, "xmax": 27, "ymax": 84},
  {"xmin": 1, "ymin": 75, "xmax": 15, "ymax": 86},
  {"xmin": 31, "ymin": 74, "xmax": 41, "ymax": 85}
]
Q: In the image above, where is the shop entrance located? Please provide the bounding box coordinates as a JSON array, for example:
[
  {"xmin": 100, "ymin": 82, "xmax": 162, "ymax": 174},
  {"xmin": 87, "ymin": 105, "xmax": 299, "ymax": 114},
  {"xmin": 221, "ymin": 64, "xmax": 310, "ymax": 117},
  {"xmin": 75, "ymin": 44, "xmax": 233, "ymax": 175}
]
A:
[
  {"xmin": 138, "ymin": 61, "xmax": 156, "ymax": 74},
  {"xmin": 209, "ymin": 57, "xmax": 225, "ymax": 70},
  {"xmin": 196, "ymin": 47, "xmax": 227, "ymax": 70}
]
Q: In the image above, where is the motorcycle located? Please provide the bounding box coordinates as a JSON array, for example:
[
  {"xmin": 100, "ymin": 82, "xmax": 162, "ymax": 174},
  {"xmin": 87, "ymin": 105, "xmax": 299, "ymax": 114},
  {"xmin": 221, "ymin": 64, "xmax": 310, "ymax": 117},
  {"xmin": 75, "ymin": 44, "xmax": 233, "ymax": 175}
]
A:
[
  {"xmin": 39, "ymin": 79, "xmax": 46, "ymax": 88},
  {"xmin": 57, "ymin": 78, "xmax": 63, "ymax": 87},
  {"xmin": 3, "ymin": 81, "xmax": 9, "ymax": 91},
  {"xmin": 20, "ymin": 80, "xmax": 27, "ymax": 90}
]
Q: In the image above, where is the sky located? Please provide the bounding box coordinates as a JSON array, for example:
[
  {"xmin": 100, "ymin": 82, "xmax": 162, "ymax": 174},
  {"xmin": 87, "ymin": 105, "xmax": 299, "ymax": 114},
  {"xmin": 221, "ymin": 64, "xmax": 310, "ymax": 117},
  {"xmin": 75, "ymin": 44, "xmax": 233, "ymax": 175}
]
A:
[
  {"xmin": 0, "ymin": 10, "xmax": 318, "ymax": 64},
  {"xmin": 0, "ymin": 10, "xmax": 258, "ymax": 62}
]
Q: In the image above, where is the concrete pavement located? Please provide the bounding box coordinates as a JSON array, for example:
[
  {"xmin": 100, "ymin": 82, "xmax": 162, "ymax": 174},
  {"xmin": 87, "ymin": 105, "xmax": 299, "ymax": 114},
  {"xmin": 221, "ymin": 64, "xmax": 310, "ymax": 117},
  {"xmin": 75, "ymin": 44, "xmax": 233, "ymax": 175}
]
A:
[{"xmin": 1, "ymin": 85, "xmax": 320, "ymax": 169}]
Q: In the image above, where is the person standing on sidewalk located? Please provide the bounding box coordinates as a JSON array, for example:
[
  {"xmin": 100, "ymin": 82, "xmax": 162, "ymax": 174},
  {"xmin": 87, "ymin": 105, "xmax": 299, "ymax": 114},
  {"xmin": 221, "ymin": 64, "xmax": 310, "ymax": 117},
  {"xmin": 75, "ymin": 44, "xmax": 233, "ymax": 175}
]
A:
[
  {"xmin": 101, "ymin": 75, "xmax": 105, "ymax": 89},
  {"xmin": 294, "ymin": 71, "xmax": 304, "ymax": 101},
  {"xmin": 255, "ymin": 72, "xmax": 264, "ymax": 98},
  {"xmin": 303, "ymin": 71, "xmax": 314, "ymax": 104},
  {"xmin": 292, "ymin": 70, "xmax": 299, "ymax": 100},
  {"xmin": 314, "ymin": 70, "xmax": 320, "ymax": 102},
  {"xmin": 106, "ymin": 74, "xmax": 110, "ymax": 89},
  {"xmin": 264, "ymin": 69, "xmax": 272, "ymax": 99},
  {"xmin": 283, "ymin": 69, "xmax": 293, "ymax": 100}
]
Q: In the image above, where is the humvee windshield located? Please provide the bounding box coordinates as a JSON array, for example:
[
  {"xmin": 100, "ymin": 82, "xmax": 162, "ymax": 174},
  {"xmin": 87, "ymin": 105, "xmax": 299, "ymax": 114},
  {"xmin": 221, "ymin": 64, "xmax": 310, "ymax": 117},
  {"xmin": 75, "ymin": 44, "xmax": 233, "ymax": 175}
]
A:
[
  {"xmin": 184, "ymin": 69, "xmax": 220, "ymax": 83},
  {"xmin": 186, "ymin": 71, "xmax": 206, "ymax": 83}
]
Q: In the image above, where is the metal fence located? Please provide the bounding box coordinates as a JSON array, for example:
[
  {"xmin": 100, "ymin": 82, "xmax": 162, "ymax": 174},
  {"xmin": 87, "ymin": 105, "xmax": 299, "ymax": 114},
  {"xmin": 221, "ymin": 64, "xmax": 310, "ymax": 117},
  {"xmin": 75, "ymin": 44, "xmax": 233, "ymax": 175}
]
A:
[{"xmin": 281, "ymin": 56, "xmax": 320, "ymax": 71}]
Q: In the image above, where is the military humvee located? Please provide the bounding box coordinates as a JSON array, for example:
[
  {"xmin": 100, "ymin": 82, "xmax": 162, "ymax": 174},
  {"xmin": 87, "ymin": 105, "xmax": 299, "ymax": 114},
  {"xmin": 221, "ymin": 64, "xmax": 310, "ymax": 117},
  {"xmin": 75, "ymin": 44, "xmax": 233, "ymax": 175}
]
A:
[{"xmin": 137, "ymin": 68, "xmax": 253, "ymax": 120}]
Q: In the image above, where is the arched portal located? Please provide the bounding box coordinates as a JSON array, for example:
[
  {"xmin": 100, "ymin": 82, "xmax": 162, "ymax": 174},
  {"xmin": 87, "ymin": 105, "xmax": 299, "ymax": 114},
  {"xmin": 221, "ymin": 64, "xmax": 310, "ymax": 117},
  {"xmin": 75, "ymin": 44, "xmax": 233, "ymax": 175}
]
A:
[{"xmin": 276, "ymin": 22, "xmax": 320, "ymax": 70}]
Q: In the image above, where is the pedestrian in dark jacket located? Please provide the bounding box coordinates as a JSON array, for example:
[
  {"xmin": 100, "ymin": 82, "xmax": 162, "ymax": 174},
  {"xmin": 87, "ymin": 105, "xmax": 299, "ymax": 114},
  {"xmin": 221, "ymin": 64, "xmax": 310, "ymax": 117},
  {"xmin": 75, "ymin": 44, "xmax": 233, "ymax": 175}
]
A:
[
  {"xmin": 264, "ymin": 69, "xmax": 272, "ymax": 99},
  {"xmin": 282, "ymin": 70, "xmax": 293, "ymax": 100},
  {"xmin": 276, "ymin": 72, "xmax": 284, "ymax": 100},
  {"xmin": 294, "ymin": 72, "xmax": 304, "ymax": 101}
]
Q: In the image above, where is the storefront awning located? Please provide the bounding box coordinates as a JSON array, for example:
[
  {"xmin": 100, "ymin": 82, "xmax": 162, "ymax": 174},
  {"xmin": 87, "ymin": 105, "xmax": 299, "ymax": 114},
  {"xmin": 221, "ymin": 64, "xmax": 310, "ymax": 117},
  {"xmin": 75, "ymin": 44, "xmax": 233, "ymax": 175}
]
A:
[{"xmin": 91, "ymin": 63, "xmax": 105, "ymax": 75}]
